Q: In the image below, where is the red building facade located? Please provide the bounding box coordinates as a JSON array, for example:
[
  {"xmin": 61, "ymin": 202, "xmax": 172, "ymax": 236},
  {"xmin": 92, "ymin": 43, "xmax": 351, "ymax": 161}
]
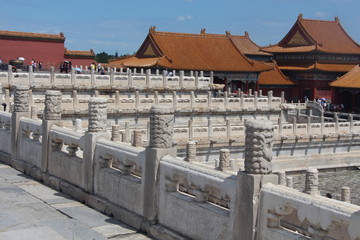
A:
[
  {"xmin": 0, "ymin": 30, "xmax": 95, "ymax": 70},
  {"xmin": 262, "ymin": 15, "xmax": 360, "ymax": 102}
]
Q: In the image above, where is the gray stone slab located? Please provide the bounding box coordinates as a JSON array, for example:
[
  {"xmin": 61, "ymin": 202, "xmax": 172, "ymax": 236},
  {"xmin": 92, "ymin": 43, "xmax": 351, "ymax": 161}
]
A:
[
  {"xmin": 54, "ymin": 205, "xmax": 119, "ymax": 228},
  {"xmin": 0, "ymin": 164, "xmax": 32, "ymax": 183},
  {"xmin": 15, "ymin": 180, "xmax": 75, "ymax": 205},
  {"xmin": 92, "ymin": 223, "xmax": 137, "ymax": 238},
  {"xmin": 0, "ymin": 226, "xmax": 67, "ymax": 240}
]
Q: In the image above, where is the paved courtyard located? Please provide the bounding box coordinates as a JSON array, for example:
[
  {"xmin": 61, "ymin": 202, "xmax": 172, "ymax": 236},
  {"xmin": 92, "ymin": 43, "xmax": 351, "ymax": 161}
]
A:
[
  {"xmin": 291, "ymin": 168, "xmax": 360, "ymax": 205},
  {"xmin": 0, "ymin": 162, "xmax": 152, "ymax": 240}
]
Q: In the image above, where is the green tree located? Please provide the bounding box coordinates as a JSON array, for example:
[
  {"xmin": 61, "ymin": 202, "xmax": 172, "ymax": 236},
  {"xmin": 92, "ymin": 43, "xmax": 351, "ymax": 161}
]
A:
[{"xmin": 95, "ymin": 52, "xmax": 115, "ymax": 63}]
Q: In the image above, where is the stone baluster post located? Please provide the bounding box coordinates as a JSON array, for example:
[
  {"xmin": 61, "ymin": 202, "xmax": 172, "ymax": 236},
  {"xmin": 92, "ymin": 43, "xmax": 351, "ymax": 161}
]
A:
[
  {"xmin": 188, "ymin": 119, "xmax": 193, "ymax": 139},
  {"xmin": 41, "ymin": 90, "xmax": 62, "ymax": 172},
  {"xmin": 185, "ymin": 140, "xmax": 196, "ymax": 162},
  {"xmin": 267, "ymin": 90, "xmax": 273, "ymax": 108},
  {"xmin": 293, "ymin": 117, "xmax": 297, "ymax": 135},
  {"xmin": 115, "ymin": 90, "xmax": 120, "ymax": 108},
  {"xmin": 224, "ymin": 91, "xmax": 228, "ymax": 109},
  {"xmin": 135, "ymin": 91, "xmax": 140, "ymax": 109},
  {"xmin": 179, "ymin": 70, "xmax": 184, "ymax": 89},
  {"xmin": 111, "ymin": 125, "xmax": 121, "ymax": 141},
  {"xmin": 334, "ymin": 112, "xmax": 339, "ymax": 133},
  {"xmin": 307, "ymin": 116, "xmax": 311, "ymax": 135},
  {"xmin": 72, "ymin": 90, "xmax": 78, "ymax": 109},
  {"xmin": 31, "ymin": 106, "xmax": 38, "ymax": 119},
  {"xmin": 11, "ymin": 86, "xmax": 31, "ymax": 162},
  {"xmin": 217, "ymin": 148, "xmax": 230, "ymax": 171},
  {"xmin": 341, "ymin": 186, "xmax": 351, "ymax": 203},
  {"xmin": 235, "ymin": 91, "xmax": 242, "ymax": 109},
  {"xmin": 71, "ymin": 67, "xmax": 75, "ymax": 86},
  {"xmin": 210, "ymin": 71, "xmax": 214, "ymax": 85},
  {"xmin": 84, "ymin": 97, "xmax": 107, "ymax": 193},
  {"xmin": 195, "ymin": 71, "xmax": 199, "ymax": 89},
  {"xmin": 162, "ymin": 70, "xmax": 167, "ymax": 87},
  {"xmin": 4, "ymin": 89, "xmax": 10, "ymax": 112},
  {"xmin": 128, "ymin": 69, "xmax": 133, "ymax": 87},
  {"xmin": 190, "ymin": 91, "xmax": 195, "ymax": 110},
  {"xmin": 254, "ymin": 91, "xmax": 258, "ymax": 108},
  {"xmin": 281, "ymin": 91, "xmax": 285, "ymax": 104},
  {"xmin": 110, "ymin": 68, "xmax": 115, "ymax": 86},
  {"xmin": 50, "ymin": 66, "xmax": 55, "ymax": 87},
  {"xmin": 172, "ymin": 91, "xmax": 177, "ymax": 110},
  {"xmin": 226, "ymin": 119, "xmax": 231, "ymax": 138},
  {"xmin": 133, "ymin": 129, "xmax": 142, "ymax": 147},
  {"xmin": 234, "ymin": 119, "xmax": 277, "ymax": 240},
  {"xmin": 304, "ymin": 168, "xmax": 320, "ymax": 195},
  {"xmin": 143, "ymin": 105, "xmax": 176, "ymax": 223},
  {"xmin": 146, "ymin": 69, "xmax": 151, "ymax": 88},
  {"xmin": 259, "ymin": 89, "xmax": 262, "ymax": 97},
  {"xmin": 278, "ymin": 117, "xmax": 283, "ymax": 135},
  {"xmin": 248, "ymin": 88, "xmax": 252, "ymax": 96},
  {"xmin": 278, "ymin": 171, "xmax": 286, "ymax": 186},
  {"xmin": 349, "ymin": 114, "xmax": 354, "ymax": 133},
  {"xmin": 8, "ymin": 65, "xmax": 13, "ymax": 86},
  {"xmin": 208, "ymin": 117, "xmax": 213, "ymax": 139},
  {"xmin": 286, "ymin": 176, "xmax": 294, "ymax": 188},
  {"xmin": 154, "ymin": 91, "xmax": 159, "ymax": 104},
  {"xmin": 75, "ymin": 119, "xmax": 82, "ymax": 132},
  {"xmin": 207, "ymin": 91, "xmax": 212, "ymax": 109},
  {"xmin": 320, "ymin": 113, "xmax": 324, "ymax": 134},
  {"xmin": 90, "ymin": 68, "xmax": 95, "ymax": 87},
  {"xmin": 28, "ymin": 65, "xmax": 34, "ymax": 86},
  {"xmin": 125, "ymin": 122, "xmax": 130, "ymax": 143}
]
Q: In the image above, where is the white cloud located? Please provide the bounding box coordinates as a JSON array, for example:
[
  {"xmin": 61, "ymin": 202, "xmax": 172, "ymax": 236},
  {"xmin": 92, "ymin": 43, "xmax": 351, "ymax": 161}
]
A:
[
  {"xmin": 315, "ymin": 12, "xmax": 327, "ymax": 17},
  {"xmin": 177, "ymin": 16, "xmax": 193, "ymax": 21}
]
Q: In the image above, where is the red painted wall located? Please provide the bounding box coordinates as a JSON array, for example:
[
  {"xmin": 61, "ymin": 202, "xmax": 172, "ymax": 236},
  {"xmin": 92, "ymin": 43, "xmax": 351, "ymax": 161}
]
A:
[{"xmin": 0, "ymin": 38, "xmax": 64, "ymax": 70}]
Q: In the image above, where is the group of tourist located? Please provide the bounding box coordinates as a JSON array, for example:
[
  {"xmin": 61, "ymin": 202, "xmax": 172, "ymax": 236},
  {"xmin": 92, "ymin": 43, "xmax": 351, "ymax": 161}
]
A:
[
  {"xmin": 59, "ymin": 61, "xmax": 72, "ymax": 73},
  {"xmin": 316, "ymin": 98, "xmax": 345, "ymax": 112},
  {"xmin": 30, "ymin": 59, "xmax": 42, "ymax": 71},
  {"xmin": 90, "ymin": 62, "xmax": 106, "ymax": 75}
]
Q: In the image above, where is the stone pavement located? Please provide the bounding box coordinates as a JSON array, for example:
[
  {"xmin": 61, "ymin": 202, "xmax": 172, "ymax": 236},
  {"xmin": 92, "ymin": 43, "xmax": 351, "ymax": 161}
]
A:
[{"xmin": 0, "ymin": 162, "xmax": 153, "ymax": 240}]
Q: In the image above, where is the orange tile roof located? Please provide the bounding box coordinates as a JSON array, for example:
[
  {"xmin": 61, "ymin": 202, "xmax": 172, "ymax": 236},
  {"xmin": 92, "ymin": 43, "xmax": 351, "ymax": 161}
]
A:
[
  {"xmin": 110, "ymin": 55, "xmax": 160, "ymax": 68},
  {"xmin": 230, "ymin": 33, "xmax": 272, "ymax": 56},
  {"xmin": 112, "ymin": 28, "xmax": 272, "ymax": 72},
  {"xmin": 262, "ymin": 15, "xmax": 360, "ymax": 54},
  {"xmin": 330, "ymin": 65, "xmax": 360, "ymax": 88},
  {"xmin": 64, "ymin": 49, "xmax": 95, "ymax": 57},
  {"xmin": 278, "ymin": 63, "xmax": 357, "ymax": 72},
  {"xmin": 258, "ymin": 62, "xmax": 294, "ymax": 85},
  {"xmin": 0, "ymin": 30, "xmax": 65, "ymax": 42}
]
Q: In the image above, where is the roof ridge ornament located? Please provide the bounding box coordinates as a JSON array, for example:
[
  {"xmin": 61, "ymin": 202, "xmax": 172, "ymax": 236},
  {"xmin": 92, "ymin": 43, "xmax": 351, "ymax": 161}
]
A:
[
  {"xmin": 298, "ymin": 13, "xmax": 303, "ymax": 20},
  {"xmin": 149, "ymin": 26, "xmax": 156, "ymax": 34},
  {"xmin": 200, "ymin": 28, "xmax": 206, "ymax": 34},
  {"xmin": 335, "ymin": 16, "xmax": 339, "ymax": 22},
  {"xmin": 225, "ymin": 30, "xmax": 231, "ymax": 37}
]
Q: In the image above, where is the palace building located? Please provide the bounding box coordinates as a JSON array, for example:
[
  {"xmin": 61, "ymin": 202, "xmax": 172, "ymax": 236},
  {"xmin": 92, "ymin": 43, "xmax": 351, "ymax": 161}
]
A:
[
  {"xmin": 262, "ymin": 14, "xmax": 360, "ymax": 102},
  {"xmin": 109, "ymin": 27, "xmax": 275, "ymax": 94},
  {"xmin": 0, "ymin": 30, "xmax": 95, "ymax": 69}
]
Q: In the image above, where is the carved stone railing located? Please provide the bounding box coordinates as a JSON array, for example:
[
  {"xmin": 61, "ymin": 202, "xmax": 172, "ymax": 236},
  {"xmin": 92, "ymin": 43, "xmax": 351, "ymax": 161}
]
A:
[
  {"xmin": 93, "ymin": 138, "xmax": 146, "ymax": 215},
  {"xmin": 258, "ymin": 183, "xmax": 360, "ymax": 240},
  {"xmin": 0, "ymin": 112, "xmax": 12, "ymax": 153},
  {"xmin": 0, "ymin": 68, "xmax": 212, "ymax": 91},
  {"xmin": 48, "ymin": 125, "xmax": 85, "ymax": 188},
  {"xmin": 159, "ymin": 155, "xmax": 237, "ymax": 240},
  {"xmin": 18, "ymin": 118, "xmax": 43, "ymax": 168}
]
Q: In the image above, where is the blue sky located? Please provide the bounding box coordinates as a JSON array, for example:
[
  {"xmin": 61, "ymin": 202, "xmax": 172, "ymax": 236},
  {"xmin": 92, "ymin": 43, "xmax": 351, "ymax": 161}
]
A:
[{"xmin": 1, "ymin": 0, "xmax": 359, "ymax": 55}]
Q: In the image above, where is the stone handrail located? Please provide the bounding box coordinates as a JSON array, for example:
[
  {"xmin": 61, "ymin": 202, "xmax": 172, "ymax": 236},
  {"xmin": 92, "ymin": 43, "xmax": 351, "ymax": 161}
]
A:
[
  {"xmin": 258, "ymin": 183, "xmax": 360, "ymax": 240},
  {"xmin": 159, "ymin": 155, "xmax": 237, "ymax": 239},
  {"xmin": 0, "ymin": 68, "xmax": 212, "ymax": 91}
]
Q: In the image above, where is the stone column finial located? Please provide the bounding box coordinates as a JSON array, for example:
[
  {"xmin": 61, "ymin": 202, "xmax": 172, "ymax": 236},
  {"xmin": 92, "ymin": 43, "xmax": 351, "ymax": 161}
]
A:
[
  {"xmin": 44, "ymin": 90, "xmax": 62, "ymax": 120},
  {"xmin": 111, "ymin": 125, "xmax": 121, "ymax": 141},
  {"xmin": 244, "ymin": 119, "xmax": 274, "ymax": 174},
  {"xmin": 133, "ymin": 129, "xmax": 142, "ymax": 147},
  {"xmin": 304, "ymin": 168, "xmax": 320, "ymax": 195},
  {"xmin": 14, "ymin": 86, "xmax": 30, "ymax": 113},
  {"xmin": 218, "ymin": 148, "xmax": 230, "ymax": 171},
  {"xmin": 185, "ymin": 140, "xmax": 196, "ymax": 162},
  {"xmin": 278, "ymin": 171, "xmax": 286, "ymax": 186},
  {"xmin": 341, "ymin": 186, "xmax": 351, "ymax": 203},
  {"xmin": 149, "ymin": 105, "xmax": 174, "ymax": 148},
  {"xmin": 88, "ymin": 97, "xmax": 107, "ymax": 132}
]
